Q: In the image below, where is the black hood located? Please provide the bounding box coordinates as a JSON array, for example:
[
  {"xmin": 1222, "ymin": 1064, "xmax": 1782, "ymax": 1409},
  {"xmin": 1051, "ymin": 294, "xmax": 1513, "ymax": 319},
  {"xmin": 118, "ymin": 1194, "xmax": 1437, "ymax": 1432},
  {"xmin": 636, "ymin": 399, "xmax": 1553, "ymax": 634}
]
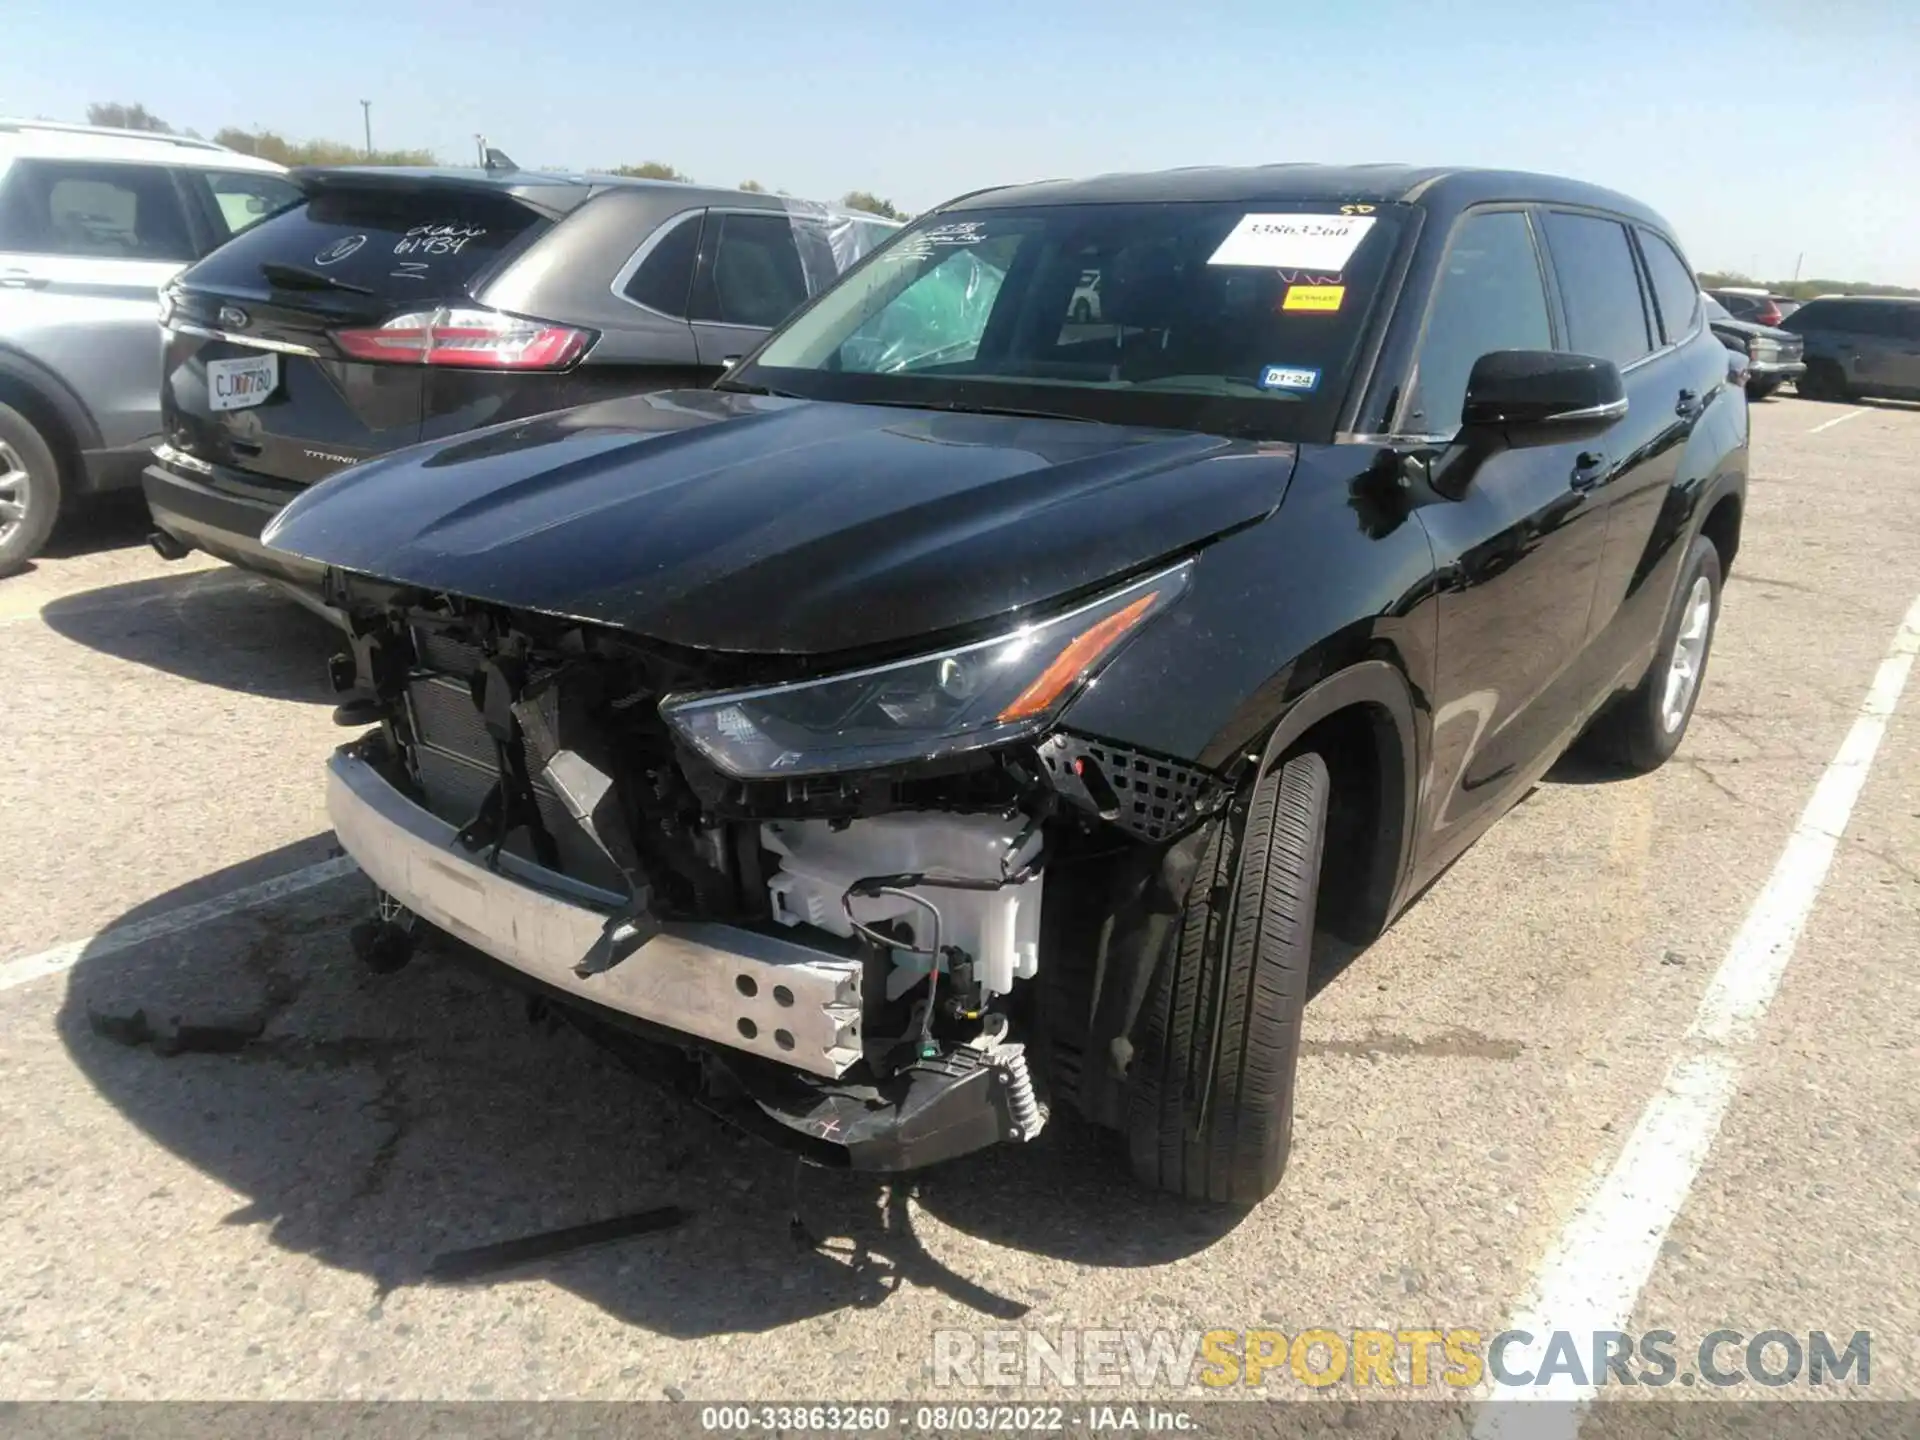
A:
[{"xmin": 263, "ymin": 389, "xmax": 1296, "ymax": 655}]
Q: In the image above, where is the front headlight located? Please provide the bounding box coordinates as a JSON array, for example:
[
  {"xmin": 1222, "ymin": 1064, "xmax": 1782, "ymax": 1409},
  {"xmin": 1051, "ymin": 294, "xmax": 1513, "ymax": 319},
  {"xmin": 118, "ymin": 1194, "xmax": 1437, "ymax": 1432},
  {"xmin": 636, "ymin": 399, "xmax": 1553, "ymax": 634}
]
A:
[{"xmin": 660, "ymin": 561, "xmax": 1193, "ymax": 778}]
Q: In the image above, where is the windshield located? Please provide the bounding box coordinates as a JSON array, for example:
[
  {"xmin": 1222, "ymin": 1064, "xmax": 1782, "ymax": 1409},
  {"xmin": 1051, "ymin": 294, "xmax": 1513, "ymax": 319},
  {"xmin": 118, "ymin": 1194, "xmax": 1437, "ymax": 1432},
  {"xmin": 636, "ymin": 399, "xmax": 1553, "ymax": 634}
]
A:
[{"xmin": 729, "ymin": 200, "xmax": 1412, "ymax": 442}]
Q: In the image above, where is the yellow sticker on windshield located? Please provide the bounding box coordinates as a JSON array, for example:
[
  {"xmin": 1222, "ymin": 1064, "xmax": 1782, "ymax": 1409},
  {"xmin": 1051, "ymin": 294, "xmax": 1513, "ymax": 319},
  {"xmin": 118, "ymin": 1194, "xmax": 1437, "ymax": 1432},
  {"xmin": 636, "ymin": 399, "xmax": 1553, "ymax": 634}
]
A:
[{"xmin": 1283, "ymin": 284, "xmax": 1346, "ymax": 312}]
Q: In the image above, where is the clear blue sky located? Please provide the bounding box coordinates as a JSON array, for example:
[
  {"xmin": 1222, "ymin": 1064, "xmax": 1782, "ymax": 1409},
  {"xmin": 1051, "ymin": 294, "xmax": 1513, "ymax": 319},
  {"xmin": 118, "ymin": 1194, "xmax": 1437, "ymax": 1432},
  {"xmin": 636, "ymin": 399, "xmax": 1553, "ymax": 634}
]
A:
[{"xmin": 9, "ymin": 0, "xmax": 1918, "ymax": 284}]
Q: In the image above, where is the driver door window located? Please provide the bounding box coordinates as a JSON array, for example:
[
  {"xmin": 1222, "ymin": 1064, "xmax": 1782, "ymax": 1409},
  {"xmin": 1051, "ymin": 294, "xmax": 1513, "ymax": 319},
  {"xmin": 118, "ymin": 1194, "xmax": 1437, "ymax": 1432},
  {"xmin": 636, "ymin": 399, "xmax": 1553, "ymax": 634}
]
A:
[{"xmin": 1402, "ymin": 210, "xmax": 1552, "ymax": 436}]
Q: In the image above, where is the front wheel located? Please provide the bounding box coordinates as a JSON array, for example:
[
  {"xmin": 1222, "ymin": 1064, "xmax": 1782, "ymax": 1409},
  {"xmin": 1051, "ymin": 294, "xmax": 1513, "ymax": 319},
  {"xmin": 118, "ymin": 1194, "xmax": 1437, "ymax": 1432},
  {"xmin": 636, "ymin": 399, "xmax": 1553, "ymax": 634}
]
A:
[
  {"xmin": 1126, "ymin": 751, "xmax": 1327, "ymax": 1205},
  {"xmin": 1581, "ymin": 533, "xmax": 1722, "ymax": 773},
  {"xmin": 1746, "ymin": 378, "xmax": 1779, "ymax": 401},
  {"xmin": 0, "ymin": 403, "xmax": 62, "ymax": 575}
]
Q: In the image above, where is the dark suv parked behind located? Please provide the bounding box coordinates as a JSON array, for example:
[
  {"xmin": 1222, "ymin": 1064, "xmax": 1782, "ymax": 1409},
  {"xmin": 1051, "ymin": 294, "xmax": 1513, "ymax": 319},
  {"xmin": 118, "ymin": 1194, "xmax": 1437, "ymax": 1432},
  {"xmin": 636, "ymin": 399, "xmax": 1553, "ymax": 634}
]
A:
[
  {"xmin": 1782, "ymin": 295, "xmax": 1920, "ymax": 403},
  {"xmin": 143, "ymin": 166, "xmax": 896, "ymax": 606}
]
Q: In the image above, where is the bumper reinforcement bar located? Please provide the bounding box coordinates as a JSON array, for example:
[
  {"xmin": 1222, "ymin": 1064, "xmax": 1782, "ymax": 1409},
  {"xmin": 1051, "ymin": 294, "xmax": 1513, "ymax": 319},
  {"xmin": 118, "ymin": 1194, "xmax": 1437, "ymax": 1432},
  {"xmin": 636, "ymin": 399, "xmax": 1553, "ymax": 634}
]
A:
[{"xmin": 326, "ymin": 745, "xmax": 864, "ymax": 1078}]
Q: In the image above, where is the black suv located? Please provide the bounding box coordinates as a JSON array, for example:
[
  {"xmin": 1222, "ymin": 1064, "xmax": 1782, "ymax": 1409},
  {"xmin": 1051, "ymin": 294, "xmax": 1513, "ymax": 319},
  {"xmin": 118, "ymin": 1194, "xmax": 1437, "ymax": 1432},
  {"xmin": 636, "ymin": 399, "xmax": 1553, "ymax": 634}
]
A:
[
  {"xmin": 267, "ymin": 166, "xmax": 1745, "ymax": 1204},
  {"xmin": 143, "ymin": 166, "xmax": 896, "ymax": 605},
  {"xmin": 1782, "ymin": 295, "xmax": 1920, "ymax": 402}
]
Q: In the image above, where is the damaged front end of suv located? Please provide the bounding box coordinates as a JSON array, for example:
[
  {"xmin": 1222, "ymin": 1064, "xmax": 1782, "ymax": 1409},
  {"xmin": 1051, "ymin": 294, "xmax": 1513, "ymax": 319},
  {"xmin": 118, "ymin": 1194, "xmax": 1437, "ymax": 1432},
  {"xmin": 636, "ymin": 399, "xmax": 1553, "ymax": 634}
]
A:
[{"xmin": 312, "ymin": 547, "xmax": 1232, "ymax": 1175}]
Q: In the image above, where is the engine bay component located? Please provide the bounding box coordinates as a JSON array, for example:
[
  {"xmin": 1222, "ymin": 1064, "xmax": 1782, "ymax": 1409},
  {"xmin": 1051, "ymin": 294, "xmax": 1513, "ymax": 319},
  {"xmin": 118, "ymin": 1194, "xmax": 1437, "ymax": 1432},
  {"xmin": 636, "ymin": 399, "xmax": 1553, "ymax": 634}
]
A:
[{"xmin": 763, "ymin": 814, "xmax": 1044, "ymax": 998}]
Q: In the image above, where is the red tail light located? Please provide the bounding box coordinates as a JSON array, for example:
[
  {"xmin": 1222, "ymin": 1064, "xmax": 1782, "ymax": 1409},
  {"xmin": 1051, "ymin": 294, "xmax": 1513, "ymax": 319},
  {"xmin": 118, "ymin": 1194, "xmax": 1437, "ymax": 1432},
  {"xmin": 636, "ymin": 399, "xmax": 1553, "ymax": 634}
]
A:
[
  {"xmin": 1756, "ymin": 303, "xmax": 1782, "ymax": 326},
  {"xmin": 332, "ymin": 306, "xmax": 593, "ymax": 370}
]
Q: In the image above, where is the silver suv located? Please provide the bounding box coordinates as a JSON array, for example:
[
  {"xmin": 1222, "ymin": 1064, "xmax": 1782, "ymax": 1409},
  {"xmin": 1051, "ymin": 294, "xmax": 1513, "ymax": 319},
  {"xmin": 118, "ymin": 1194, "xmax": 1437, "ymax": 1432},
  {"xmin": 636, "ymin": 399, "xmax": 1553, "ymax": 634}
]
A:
[{"xmin": 0, "ymin": 120, "xmax": 297, "ymax": 571}]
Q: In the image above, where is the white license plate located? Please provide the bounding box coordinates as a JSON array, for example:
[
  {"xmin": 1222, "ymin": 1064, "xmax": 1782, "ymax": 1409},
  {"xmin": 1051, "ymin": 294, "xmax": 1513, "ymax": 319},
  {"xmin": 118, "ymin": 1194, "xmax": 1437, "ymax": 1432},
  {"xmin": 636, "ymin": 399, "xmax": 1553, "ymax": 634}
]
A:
[{"xmin": 207, "ymin": 353, "xmax": 279, "ymax": 412}]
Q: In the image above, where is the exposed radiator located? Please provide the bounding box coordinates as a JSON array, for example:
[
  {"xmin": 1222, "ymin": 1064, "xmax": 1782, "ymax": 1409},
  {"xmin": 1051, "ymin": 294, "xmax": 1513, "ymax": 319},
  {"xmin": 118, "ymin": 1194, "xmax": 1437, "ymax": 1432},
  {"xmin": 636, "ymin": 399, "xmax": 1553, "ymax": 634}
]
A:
[{"xmin": 403, "ymin": 669, "xmax": 626, "ymax": 893}]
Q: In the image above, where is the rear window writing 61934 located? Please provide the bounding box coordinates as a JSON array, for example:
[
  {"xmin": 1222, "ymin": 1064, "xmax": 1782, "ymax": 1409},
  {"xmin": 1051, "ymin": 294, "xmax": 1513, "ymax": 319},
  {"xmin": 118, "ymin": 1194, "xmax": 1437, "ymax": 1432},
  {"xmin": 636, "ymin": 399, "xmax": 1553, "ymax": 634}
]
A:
[{"xmin": 179, "ymin": 186, "xmax": 542, "ymax": 300}]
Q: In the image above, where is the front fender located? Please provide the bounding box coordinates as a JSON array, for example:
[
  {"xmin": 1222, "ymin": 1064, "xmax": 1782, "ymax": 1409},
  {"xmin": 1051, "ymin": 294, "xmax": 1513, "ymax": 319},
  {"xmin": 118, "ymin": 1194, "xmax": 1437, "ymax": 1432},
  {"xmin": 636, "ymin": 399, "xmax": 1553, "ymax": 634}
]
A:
[{"xmin": 1061, "ymin": 443, "xmax": 1438, "ymax": 774}]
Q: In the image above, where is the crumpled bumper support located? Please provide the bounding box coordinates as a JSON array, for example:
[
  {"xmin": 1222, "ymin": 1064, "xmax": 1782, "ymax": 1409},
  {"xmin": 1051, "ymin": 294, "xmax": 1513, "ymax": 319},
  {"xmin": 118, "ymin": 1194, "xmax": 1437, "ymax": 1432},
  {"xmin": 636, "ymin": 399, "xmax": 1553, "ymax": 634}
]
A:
[{"xmin": 325, "ymin": 744, "xmax": 864, "ymax": 1079}]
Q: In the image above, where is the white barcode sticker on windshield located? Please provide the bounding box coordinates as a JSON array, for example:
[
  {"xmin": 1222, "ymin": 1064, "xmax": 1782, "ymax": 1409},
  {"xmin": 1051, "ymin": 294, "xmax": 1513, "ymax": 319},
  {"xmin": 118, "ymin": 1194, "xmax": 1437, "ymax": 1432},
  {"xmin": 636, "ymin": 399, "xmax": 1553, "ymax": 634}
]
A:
[{"xmin": 1208, "ymin": 214, "xmax": 1375, "ymax": 271}]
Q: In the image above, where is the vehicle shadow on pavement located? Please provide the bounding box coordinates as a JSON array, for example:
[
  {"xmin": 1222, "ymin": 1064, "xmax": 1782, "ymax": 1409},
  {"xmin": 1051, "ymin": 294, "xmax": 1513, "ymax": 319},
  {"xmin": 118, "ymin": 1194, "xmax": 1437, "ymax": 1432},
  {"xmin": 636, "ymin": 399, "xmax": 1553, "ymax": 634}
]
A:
[
  {"xmin": 41, "ymin": 492, "xmax": 153, "ymax": 559},
  {"xmin": 40, "ymin": 567, "xmax": 341, "ymax": 703},
  {"xmin": 55, "ymin": 842, "xmax": 1241, "ymax": 1342}
]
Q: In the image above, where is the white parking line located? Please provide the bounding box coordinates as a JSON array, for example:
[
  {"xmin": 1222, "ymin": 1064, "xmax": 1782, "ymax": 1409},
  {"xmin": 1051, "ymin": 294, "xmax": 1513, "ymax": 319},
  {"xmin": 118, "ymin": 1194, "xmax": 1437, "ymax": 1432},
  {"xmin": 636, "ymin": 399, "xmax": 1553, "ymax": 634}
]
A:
[
  {"xmin": 0, "ymin": 856, "xmax": 359, "ymax": 994},
  {"xmin": 1472, "ymin": 589, "xmax": 1920, "ymax": 1438},
  {"xmin": 1807, "ymin": 408, "xmax": 1865, "ymax": 434}
]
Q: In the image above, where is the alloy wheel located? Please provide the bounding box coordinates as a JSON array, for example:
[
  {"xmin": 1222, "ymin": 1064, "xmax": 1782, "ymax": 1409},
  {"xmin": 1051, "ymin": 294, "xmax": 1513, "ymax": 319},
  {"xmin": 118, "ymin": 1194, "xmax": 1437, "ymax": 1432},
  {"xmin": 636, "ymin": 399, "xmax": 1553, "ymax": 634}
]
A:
[
  {"xmin": 0, "ymin": 439, "xmax": 31, "ymax": 549},
  {"xmin": 1661, "ymin": 575, "xmax": 1714, "ymax": 733}
]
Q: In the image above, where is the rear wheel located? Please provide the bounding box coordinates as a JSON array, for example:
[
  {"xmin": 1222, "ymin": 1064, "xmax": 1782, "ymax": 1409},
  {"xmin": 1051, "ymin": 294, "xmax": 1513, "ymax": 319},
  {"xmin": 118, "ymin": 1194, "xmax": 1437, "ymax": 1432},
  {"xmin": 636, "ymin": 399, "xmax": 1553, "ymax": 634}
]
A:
[
  {"xmin": 1127, "ymin": 751, "xmax": 1327, "ymax": 1205},
  {"xmin": 0, "ymin": 403, "xmax": 62, "ymax": 575},
  {"xmin": 1581, "ymin": 533, "xmax": 1722, "ymax": 773},
  {"xmin": 1745, "ymin": 378, "xmax": 1779, "ymax": 400}
]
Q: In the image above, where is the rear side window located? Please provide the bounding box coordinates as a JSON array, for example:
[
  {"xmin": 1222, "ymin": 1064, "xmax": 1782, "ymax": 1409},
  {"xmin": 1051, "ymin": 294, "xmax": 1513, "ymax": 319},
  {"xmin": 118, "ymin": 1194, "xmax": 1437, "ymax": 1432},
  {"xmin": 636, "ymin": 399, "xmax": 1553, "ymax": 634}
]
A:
[
  {"xmin": 1542, "ymin": 211, "xmax": 1654, "ymax": 367},
  {"xmin": 1637, "ymin": 229, "xmax": 1700, "ymax": 342},
  {"xmin": 692, "ymin": 211, "xmax": 809, "ymax": 328},
  {"xmin": 623, "ymin": 209, "xmax": 703, "ymax": 315},
  {"xmin": 202, "ymin": 170, "xmax": 303, "ymax": 240},
  {"xmin": 1846, "ymin": 302, "xmax": 1906, "ymax": 337},
  {"xmin": 0, "ymin": 160, "xmax": 194, "ymax": 261},
  {"xmin": 1403, "ymin": 209, "xmax": 1553, "ymax": 435},
  {"xmin": 180, "ymin": 184, "xmax": 542, "ymax": 299},
  {"xmin": 1783, "ymin": 300, "xmax": 1843, "ymax": 332}
]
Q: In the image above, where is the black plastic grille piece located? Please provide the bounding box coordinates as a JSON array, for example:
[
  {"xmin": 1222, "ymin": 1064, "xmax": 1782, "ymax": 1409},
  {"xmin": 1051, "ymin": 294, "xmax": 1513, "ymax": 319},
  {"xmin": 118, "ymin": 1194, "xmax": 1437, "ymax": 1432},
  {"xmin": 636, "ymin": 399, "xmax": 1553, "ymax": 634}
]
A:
[
  {"xmin": 403, "ymin": 671, "xmax": 621, "ymax": 891},
  {"xmin": 1037, "ymin": 732, "xmax": 1217, "ymax": 841}
]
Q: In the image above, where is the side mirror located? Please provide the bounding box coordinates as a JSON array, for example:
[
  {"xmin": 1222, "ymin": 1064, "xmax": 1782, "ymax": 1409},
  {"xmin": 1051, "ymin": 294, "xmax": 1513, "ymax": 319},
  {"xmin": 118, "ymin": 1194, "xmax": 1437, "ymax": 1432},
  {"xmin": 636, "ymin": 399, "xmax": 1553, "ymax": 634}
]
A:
[{"xmin": 1458, "ymin": 350, "xmax": 1627, "ymax": 449}]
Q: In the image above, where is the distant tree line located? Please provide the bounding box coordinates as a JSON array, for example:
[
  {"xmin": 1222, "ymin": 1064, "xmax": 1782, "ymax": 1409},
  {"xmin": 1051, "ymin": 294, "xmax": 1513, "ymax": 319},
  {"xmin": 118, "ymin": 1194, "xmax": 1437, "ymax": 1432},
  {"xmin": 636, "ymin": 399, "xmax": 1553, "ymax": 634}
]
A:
[
  {"xmin": 85, "ymin": 104, "xmax": 908, "ymax": 215},
  {"xmin": 86, "ymin": 102, "xmax": 433, "ymax": 166},
  {"xmin": 1699, "ymin": 269, "xmax": 1920, "ymax": 301}
]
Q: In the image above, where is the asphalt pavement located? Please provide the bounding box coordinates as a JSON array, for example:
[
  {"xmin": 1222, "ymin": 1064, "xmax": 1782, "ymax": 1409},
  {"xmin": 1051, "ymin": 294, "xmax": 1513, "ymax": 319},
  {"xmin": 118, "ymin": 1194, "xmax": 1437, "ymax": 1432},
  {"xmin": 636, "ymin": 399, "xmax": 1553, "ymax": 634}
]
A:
[{"xmin": 1, "ymin": 399, "xmax": 1916, "ymax": 1416}]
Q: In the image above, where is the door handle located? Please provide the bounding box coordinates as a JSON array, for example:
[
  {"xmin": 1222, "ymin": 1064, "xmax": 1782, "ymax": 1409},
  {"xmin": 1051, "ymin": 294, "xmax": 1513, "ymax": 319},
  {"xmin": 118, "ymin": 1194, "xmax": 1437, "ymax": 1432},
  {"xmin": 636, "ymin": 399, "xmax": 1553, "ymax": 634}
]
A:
[
  {"xmin": 1675, "ymin": 388, "xmax": 1703, "ymax": 419},
  {"xmin": 1571, "ymin": 451, "xmax": 1609, "ymax": 490},
  {"xmin": 1571, "ymin": 451, "xmax": 1609, "ymax": 491},
  {"xmin": 0, "ymin": 268, "xmax": 49, "ymax": 290}
]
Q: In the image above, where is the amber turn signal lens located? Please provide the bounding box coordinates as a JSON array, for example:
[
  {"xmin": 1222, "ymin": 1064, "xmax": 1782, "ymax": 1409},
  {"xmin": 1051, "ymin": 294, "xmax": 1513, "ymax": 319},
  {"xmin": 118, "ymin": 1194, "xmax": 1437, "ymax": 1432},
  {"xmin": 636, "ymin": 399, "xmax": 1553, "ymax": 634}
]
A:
[{"xmin": 997, "ymin": 590, "xmax": 1160, "ymax": 723}]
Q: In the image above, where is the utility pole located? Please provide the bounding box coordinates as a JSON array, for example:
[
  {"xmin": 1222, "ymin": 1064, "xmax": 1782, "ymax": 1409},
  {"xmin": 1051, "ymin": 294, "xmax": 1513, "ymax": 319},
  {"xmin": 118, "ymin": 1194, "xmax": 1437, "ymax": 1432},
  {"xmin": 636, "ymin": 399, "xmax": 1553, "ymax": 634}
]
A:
[
  {"xmin": 360, "ymin": 100, "xmax": 372, "ymax": 159},
  {"xmin": 1793, "ymin": 251, "xmax": 1805, "ymax": 282},
  {"xmin": 475, "ymin": 134, "xmax": 487, "ymax": 166}
]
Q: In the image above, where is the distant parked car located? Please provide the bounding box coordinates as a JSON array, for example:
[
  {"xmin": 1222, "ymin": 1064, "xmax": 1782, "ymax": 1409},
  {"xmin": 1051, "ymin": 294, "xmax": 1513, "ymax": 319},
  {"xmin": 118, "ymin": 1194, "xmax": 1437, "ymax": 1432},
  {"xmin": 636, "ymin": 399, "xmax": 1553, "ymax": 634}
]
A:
[
  {"xmin": 142, "ymin": 166, "xmax": 900, "ymax": 610},
  {"xmin": 1706, "ymin": 287, "xmax": 1800, "ymax": 327},
  {"xmin": 1782, "ymin": 295, "xmax": 1920, "ymax": 402},
  {"xmin": 0, "ymin": 119, "xmax": 296, "ymax": 571},
  {"xmin": 1069, "ymin": 268, "xmax": 1102, "ymax": 322},
  {"xmin": 1701, "ymin": 291, "xmax": 1803, "ymax": 399}
]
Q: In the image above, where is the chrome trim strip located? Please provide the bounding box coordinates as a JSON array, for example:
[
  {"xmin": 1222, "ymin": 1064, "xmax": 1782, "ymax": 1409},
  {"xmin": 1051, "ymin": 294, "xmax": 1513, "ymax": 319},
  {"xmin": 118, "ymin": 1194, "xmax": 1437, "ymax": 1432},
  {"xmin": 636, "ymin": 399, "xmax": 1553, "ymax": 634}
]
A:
[
  {"xmin": 1545, "ymin": 396, "xmax": 1630, "ymax": 423},
  {"xmin": 166, "ymin": 321, "xmax": 322, "ymax": 358},
  {"xmin": 326, "ymin": 747, "xmax": 865, "ymax": 1077},
  {"xmin": 150, "ymin": 442, "xmax": 213, "ymax": 475}
]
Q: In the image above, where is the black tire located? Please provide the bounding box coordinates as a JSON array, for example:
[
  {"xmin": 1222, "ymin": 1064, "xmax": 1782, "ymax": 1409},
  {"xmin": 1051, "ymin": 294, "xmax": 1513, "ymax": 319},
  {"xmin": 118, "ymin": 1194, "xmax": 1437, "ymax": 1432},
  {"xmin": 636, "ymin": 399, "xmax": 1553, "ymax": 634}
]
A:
[
  {"xmin": 1745, "ymin": 378, "xmax": 1778, "ymax": 401},
  {"xmin": 0, "ymin": 402, "xmax": 63, "ymax": 575},
  {"xmin": 1796, "ymin": 360, "xmax": 1847, "ymax": 402},
  {"xmin": 1582, "ymin": 533, "xmax": 1722, "ymax": 774},
  {"xmin": 1127, "ymin": 750, "xmax": 1327, "ymax": 1205},
  {"xmin": 1070, "ymin": 300, "xmax": 1092, "ymax": 323}
]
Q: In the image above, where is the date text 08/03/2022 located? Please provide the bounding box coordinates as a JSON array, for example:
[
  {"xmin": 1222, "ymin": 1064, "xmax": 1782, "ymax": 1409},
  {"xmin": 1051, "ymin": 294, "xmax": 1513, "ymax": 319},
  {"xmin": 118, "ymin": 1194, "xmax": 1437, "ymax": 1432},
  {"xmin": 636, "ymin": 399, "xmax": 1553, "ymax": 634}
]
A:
[{"xmin": 697, "ymin": 1405, "xmax": 1193, "ymax": 1434}]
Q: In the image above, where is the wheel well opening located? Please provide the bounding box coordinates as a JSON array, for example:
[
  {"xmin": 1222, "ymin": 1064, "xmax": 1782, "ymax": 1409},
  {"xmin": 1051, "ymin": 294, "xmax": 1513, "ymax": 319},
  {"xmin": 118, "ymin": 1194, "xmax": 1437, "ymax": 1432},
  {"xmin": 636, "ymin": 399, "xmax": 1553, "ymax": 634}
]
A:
[
  {"xmin": 1701, "ymin": 494, "xmax": 1742, "ymax": 571},
  {"xmin": 1286, "ymin": 703, "xmax": 1405, "ymax": 946},
  {"xmin": 0, "ymin": 376, "xmax": 80, "ymax": 484}
]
